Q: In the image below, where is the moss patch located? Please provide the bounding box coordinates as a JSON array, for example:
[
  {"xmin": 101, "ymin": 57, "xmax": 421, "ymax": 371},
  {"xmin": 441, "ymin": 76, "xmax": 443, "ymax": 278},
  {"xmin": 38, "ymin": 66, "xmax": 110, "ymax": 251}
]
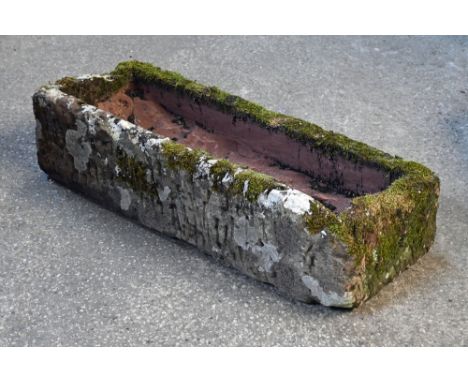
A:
[
  {"xmin": 115, "ymin": 147, "xmax": 156, "ymax": 197},
  {"xmin": 304, "ymin": 201, "xmax": 340, "ymax": 234},
  {"xmin": 326, "ymin": 171, "xmax": 440, "ymax": 298},
  {"xmin": 160, "ymin": 141, "xmax": 284, "ymax": 202},
  {"xmin": 231, "ymin": 170, "xmax": 281, "ymax": 202},
  {"xmin": 57, "ymin": 75, "xmax": 130, "ymax": 105},
  {"xmin": 210, "ymin": 159, "xmax": 236, "ymax": 191},
  {"xmin": 160, "ymin": 140, "xmax": 206, "ymax": 175},
  {"xmin": 302, "ymin": 165, "xmax": 439, "ymax": 301}
]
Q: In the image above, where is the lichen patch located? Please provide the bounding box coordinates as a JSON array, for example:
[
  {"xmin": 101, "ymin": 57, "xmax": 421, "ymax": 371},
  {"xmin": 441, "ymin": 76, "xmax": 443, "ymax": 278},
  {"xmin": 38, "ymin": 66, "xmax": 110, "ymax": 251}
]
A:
[
  {"xmin": 65, "ymin": 123, "xmax": 92, "ymax": 173},
  {"xmin": 283, "ymin": 190, "xmax": 315, "ymax": 215},
  {"xmin": 118, "ymin": 186, "xmax": 132, "ymax": 211},
  {"xmin": 158, "ymin": 186, "xmax": 171, "ymax": 202}
]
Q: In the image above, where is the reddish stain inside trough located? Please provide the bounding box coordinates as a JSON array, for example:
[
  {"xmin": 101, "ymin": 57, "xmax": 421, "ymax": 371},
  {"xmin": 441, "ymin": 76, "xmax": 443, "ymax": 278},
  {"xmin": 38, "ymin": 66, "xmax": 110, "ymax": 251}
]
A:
[{"xmin": 98, "ymin": 84, "xmax": 391, "ymax": 211}]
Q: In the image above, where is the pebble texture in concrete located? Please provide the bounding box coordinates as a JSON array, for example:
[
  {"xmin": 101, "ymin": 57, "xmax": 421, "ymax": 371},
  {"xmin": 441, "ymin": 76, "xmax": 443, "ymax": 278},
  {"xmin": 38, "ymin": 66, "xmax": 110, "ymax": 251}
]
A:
[{"xmin": 0, "ymin": 36, "xmax": 467, "ymax": 345}]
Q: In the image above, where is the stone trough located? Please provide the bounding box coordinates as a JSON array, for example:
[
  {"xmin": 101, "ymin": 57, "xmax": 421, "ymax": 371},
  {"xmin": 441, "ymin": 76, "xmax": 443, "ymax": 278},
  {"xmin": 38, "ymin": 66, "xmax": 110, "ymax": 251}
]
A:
[{"xmin": 32, "ymin": 61, "xmax": 440, "ymax": 308}]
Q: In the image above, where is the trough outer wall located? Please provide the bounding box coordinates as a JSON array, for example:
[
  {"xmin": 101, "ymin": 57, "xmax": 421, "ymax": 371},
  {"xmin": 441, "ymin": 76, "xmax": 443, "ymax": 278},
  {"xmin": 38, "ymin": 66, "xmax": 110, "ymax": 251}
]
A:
[{"xmin": 33, "ymin": 86, "xmax": 360, "ymax": 308}]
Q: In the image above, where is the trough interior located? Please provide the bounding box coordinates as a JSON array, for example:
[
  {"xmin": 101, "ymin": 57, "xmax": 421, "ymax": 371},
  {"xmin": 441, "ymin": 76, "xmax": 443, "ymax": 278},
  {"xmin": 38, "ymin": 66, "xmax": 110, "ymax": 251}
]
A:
[{"xmin": 94, "ymin": 82, "xmax": 393, "ymax": 212}]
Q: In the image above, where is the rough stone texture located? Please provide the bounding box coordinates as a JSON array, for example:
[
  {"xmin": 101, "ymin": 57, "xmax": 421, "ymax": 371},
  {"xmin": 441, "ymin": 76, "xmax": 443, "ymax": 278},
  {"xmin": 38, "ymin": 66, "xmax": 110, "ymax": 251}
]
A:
[
  {"xmin": 33, "ymin": 59, "xmax": 439, "ymax": 308},
  {"xmin": 1, "ymin": 36, "xmax": 466, "ymax": 346},
  {"xmin": 33, "ymin": 85, "xmax": 357, "ymax": 307}
]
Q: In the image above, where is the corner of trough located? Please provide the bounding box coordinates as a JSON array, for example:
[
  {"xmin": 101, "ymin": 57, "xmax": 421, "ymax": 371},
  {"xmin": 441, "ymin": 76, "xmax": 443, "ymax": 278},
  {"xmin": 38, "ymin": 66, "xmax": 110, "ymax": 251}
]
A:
[{"xmin": 310, "ymin": 157, "xmax": 440, "ymax": 302}]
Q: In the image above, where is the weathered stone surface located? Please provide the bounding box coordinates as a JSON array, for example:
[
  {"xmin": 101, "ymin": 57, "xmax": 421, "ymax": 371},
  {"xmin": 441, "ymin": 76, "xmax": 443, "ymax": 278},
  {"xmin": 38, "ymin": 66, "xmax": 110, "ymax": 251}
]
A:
[
  {"xmin": 32, "ymin": 62, "xmax": 440, "ymax": 308},
  {"xmin": 33, "ymin": 85, "xmax": 354, "ymax": 307}
]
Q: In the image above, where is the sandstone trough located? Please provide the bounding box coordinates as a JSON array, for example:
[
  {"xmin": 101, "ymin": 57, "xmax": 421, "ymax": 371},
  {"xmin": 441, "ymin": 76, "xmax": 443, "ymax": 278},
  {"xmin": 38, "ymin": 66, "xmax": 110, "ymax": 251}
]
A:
[{"xmin": 32, "ymin": 61, "xmax": 440, "ymax": 307}]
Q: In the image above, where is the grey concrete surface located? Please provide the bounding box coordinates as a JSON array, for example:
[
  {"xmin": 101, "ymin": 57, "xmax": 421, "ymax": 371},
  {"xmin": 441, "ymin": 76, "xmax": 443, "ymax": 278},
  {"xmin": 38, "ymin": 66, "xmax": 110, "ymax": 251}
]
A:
[{"xmin": 0, "ymin": 36, "xmax": 467, "ymax": 346}]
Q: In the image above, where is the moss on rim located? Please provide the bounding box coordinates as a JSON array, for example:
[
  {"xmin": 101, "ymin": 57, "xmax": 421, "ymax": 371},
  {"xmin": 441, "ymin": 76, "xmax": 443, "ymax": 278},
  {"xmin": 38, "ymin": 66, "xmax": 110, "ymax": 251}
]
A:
[
  {"xmin": 56, "ymin": 75, "xmax": 129, "ymax": 105},
  {"xmin": 160, "ymin": 140, "xmax": 206, "ymax": 175},
  {"xmin": 159, "ymin": 141, "xmax": 284, "ymax": 202},
  {"xmin": 231, "ymin": 170, "xmax": 281, "ymax": 203},
  {"xmin": 107, "ymin": 60, "xmax": 408, "ymax": 172},
  {"xmin": 56, "ymin": 60, "xmax": 431, "ymax": 179},
  {"xmin": 210, "ymin": 159, "xmax": 236, "ymax": 191}
]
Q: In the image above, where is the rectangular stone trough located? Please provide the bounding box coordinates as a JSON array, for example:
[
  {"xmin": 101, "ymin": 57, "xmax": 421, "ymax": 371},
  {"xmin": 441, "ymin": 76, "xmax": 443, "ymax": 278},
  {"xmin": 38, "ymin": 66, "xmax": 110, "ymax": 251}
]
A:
[{"xmin": 32, "ymin": 61, "xmax": 440, "ymax": 308}]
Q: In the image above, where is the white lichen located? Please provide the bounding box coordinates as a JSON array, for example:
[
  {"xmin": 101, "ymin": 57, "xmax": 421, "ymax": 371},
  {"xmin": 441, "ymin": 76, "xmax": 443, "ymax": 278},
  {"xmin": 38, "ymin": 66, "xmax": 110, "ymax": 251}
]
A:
[
  {"xmin": 372, "ymin": 249, "xmax": 378, "ymax": 262},
  {"xmin": 283, "ymin": 189, "xmax": 314, "ymax": 215},
  {"xmin": 242, "ymin": 180, "xmax": 249, "ymax": 195},
  {"xmin": 252, "ymin": 243, "xmax": 281, "ymax": 272},
  {"xmin": 234, "ymin": 168, "xmax": 244, "ymax": 176},
  {"xmin": 65, "ymin": 123, "xmax": 92, "ymax": 173},
  {"xmin": 76, "ymin": 74, "xmax": 98, "ymax": 80},
  {"xmin": 221, "ymin": 172, "xmax": 234, "ymax": 186},
  {"xmin": 158, "ymin": 186, "xmax": 171, "ymax": 202},
  {"xmin": 195, "ymin": 156, "xmax": 212, "ymax": 178},
  {"xmin": 108, "ymin": 118, "xmax": 134, "ymax": 141},
  {"xmin": 118, "ymin": 187, "xmax": 132, "ymax": 211},
  {"xmin": 66, "ymin": 97, "xmax": 75, "ymax": 111},
  {"xmin": 258, "ymin": 189, "xmax": 287, "ymax": 209},
  {"xmin": 130, "ymin": 132, "xmax": 140, "ymax": 146},
  {"xmin": 144, "ymin": 137, "xmax": 170, "ymax": 152},
  {"xmin": 108, "ymin": 121, "xmax": 123, "ymax": 141},
  {"xmin": 302, "ymin": 275, "xmax": 355, "ymax": 308},
  {"xmin": 258, "ymin": 188, "xmax": 314, "ymax": 216},
  {"xmin": 81, "ymin": 104, "xmax": 96, "ymax": 114}
]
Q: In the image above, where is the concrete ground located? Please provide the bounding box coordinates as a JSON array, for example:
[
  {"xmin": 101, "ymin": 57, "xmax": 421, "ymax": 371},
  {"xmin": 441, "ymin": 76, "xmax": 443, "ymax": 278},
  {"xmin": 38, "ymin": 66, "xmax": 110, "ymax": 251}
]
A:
[{"xmin": 0, "ymin": 36, "xmax": 467, "ymax": 346}]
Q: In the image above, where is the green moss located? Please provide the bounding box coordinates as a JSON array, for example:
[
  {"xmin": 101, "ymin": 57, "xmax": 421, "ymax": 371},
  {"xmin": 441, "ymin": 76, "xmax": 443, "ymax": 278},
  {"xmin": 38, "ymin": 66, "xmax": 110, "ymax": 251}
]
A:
[
  {"xmin": 304, "ymin": 201, "xmax": 340, "ymax": 234},
  {"xmin": 231, "ymin": 170, "xmax": 281, "ymax": 202},
  {"xmin": 210, "ymin": 159, "xmax": 236, "ymax": 191},
  {"xmin": 115, "ymin": 148, "xmax": 157, "ymax": 196},
  {"xmin": 159, "ymin": 140, "xmax": 283, "ymax": 201},
  {"xmin": 160, "ymin": 140, "xmax": 205, "ymax": 175},
  {"xmin": 57, "ymin": 75, "xmax": 129, "ymax": 105},
  {"xmin": 158, "ymin": 140, "xmax": 283, "ymax": 202},
  {"xmin": 326, "ymin": 172, "xmax": 440, "ymax": 299}
]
